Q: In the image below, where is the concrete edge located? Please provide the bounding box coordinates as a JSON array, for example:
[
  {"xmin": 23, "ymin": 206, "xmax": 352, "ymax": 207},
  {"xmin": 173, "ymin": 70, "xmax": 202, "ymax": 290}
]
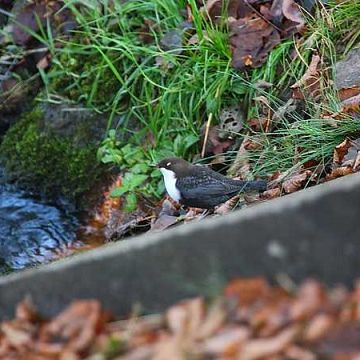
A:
[{"xmin": 1, "ymin": 173, "xmax": 359, "ymax": 285}]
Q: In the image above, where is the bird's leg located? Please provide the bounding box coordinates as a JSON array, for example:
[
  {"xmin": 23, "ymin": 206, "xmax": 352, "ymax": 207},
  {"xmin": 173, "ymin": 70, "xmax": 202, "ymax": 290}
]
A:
[{"xmin": 177, "ymin": 207, "xmax": 210, "ymax": 222}]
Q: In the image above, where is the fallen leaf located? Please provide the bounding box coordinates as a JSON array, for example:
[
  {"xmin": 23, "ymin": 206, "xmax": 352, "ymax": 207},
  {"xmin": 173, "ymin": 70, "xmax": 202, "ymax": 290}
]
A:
[
  {"xmin": 291, "ymin": 54, "xmax": 321, "ymax": 100},
  {"xmin": 204, "ymin": 0, "xmax": 252, "ymax": 21},
  {"xmin": 282, "ymin": 0, "xmax": 305, "ymax": 28},
  {"xmin": 36, "ymin": 54, "xmax": 51, "ymax": 70},
  {"xmin": 272, "ymin": 98, "xmax": 298, "ymax": 123},
  {"xmin": 248, "ymin": 117, "xmax": 269, "ymax": 131},
  {"xmin": 15, "ymin": 298, "xmax": 38, "ymax": 323},
  {"xmin": 150, "ymin": 199, "xmax": 178, "ymax": 232},
  {"xmin": 282, "ymin": 170, "xmax": 312, "ymax": 193},
  {"xmin": 333, "ymin": 138, "xmax": 352, "ymax": 165},
  {"xmin": 200, "ymin": 125, "xmax": 234, "ymax": 156},
  {"xmin": 284, "ymin": 345, "xmax": 316, "ymax": 360},
  {"xmin": 40, "ymin": 300, "xmax": 105, "ymax": 353},
  {"xmin": 239, "ymin": 325, "xmax": 300, "ymax": 360},
  {"xmin": 214, "ymin": 195, "xmax": 240, "ymax": 215},
  {"xmin": 314, "ymin": 323, "xmax": 360, "ymax": 357},
  {"xmin": 1, "ymin": 322, "xmax": 33, "ymax": 349},
  {"xmin": 166, "ymin": 298, "xmax": 204, "ymax": 339},
  {"xmin": 196, "ymin": 300, "xmax": 227, "ymax": 340},
  {"xmin": 338, "ymin": 87, "xmax": 360, "ymax": 101},
  {"xmin": 224, "ymin": 277, "xmax": 269, "ymax": 306},
  {"xmin": 289, "ymin": 279, "xmax": 327, "ymax": 322},
  {"xmin": 202, "ymin": 326, "xmax": 250, "ymax": 356},
  {"xmin": 261, "ymin": 188, "xmax": 281, "ymax": 199},
  {"xmin": 303, "ymin": 314, "xmax": 335, "ymax": 342},
  {"xmin": 326, "ymin": 138, "xmax": 360, "ymax": 180},
  {"xmin": 326, "ymin": 166, "xmax": 353, "ymax": 180},
  {"xmin": 230, "ymin": 15, "xmax": 281, "ymax": 70},
  {"xmin": 341, "ymin": 93, "xmax": 360, "ymax": 113},
  {"xmin": 219, "ymin": 105, "xmax": 244, "ymax": 134}
]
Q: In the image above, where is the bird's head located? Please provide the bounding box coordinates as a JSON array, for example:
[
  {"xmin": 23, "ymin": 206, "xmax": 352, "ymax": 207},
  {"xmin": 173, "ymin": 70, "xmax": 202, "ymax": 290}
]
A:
[{"xmin": 157, "ymin": 157, "xmax": 191, "ymax": 177}]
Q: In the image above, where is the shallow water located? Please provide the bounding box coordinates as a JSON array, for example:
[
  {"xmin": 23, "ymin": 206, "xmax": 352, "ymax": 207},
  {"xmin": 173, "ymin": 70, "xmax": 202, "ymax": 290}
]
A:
[{"xmin": 0, "ymin": 179, "xmax": 80, "ymax": 273}]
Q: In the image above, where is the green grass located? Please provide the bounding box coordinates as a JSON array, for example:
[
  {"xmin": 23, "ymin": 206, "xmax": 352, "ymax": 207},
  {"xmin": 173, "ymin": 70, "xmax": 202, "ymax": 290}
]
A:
[{"xmin": 27, "ymin": 0, "xmax": 360, "ymax": 206}]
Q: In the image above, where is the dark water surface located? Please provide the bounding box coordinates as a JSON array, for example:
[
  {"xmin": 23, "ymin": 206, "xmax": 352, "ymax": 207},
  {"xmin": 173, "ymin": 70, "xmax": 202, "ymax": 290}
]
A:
[{"xmin": 0, "ymin": 178, "xmax": 81, "ymax": 273}]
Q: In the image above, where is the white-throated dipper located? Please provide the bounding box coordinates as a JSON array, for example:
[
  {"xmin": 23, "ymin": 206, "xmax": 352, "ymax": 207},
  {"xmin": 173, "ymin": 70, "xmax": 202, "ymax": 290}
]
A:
[{"xmin": 157, "ymin": 157, "xmax": 267, "ymax": 209}]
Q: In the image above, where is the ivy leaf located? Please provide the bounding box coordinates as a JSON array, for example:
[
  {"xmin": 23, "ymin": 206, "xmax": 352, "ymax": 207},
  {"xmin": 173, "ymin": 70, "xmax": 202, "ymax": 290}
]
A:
[
  {"xmin": 124, "ymin": 192, "xmax": 137, "ymax": 212},
  {"xmin": 131, "ymin": 163, "xmax": 149, "ymax": 174},
  {"xmin": 124, "ymin": 173, "xmax": 148, "ymax": 190},
  {"xmin": 110, "ymin": 173, "xmax": 148, "ymax": 198},
  {"xmin": 110, "ymin": 186, "xmax": 127, "ymax": 197}
]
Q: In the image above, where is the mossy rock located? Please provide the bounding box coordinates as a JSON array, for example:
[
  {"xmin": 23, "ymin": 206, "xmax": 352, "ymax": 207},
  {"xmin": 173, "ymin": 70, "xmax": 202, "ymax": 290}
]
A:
[{"xmin": 0, "ymin": 107, "xmax": 106, "ymax": 205}]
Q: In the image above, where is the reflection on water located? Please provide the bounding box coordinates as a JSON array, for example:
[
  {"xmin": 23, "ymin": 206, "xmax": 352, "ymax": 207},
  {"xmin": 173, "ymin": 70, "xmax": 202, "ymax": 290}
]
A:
[{"xmin": 0, "ymin": 180, "xmax": 80, "ymax": 272}]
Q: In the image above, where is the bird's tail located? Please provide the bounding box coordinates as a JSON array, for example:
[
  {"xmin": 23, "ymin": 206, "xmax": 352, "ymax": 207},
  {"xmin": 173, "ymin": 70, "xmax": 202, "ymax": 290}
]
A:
[{"xmin": 238, "ymin": 180, "xmax": 268, "ymax": 191}]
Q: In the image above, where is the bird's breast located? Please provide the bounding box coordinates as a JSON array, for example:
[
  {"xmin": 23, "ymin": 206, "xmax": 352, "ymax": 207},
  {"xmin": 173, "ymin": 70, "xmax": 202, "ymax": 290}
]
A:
[{"xmin": 160, "ymin": 168, "xmax": 181, "ymax": 202}]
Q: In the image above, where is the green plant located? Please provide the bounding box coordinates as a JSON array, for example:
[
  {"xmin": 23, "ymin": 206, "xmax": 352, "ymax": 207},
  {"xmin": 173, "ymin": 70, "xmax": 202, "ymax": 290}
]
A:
[{"xmin": 30, "ymin": 0, "xmax": 360, "ymax": 201}]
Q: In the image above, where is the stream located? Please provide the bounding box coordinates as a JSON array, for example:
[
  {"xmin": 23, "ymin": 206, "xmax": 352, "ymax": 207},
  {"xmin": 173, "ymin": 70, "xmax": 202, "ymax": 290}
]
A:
[{"xmin": 0, "ymin": 170, "xmax": 82, "ymax": 273}]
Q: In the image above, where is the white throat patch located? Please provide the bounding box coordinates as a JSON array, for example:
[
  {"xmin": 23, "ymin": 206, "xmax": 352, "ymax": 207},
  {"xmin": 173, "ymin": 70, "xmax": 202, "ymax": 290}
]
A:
[{"xmin": 160, "ymin": 168, "xmax": 181, "ymax": 202}]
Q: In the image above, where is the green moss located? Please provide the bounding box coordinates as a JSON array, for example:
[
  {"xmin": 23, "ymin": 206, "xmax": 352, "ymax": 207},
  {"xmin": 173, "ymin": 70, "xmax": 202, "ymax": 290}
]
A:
[
  {"xmin": 50, "ymin": 50, "xmax": 123, "ymax": 108},
  {"xmin": 0, "ymin": 108, "xmax": 103, "ymax": 204}
]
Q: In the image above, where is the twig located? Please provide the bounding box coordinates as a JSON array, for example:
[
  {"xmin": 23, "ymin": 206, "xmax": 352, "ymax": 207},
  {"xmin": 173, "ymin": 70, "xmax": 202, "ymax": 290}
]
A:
[
  {"xmin": 243, "ymin": 0, "xmax": 283, "ymax": 33},
  {"xmin": 201, "ymin": 112, "xmax": 213, "ymax": 158}
]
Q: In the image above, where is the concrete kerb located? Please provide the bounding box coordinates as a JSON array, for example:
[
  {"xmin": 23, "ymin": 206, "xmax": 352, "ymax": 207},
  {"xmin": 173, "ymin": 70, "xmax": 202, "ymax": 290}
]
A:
[{"xmin": 0, "ymin": 173, "xmax": 360, "ymax": 319}]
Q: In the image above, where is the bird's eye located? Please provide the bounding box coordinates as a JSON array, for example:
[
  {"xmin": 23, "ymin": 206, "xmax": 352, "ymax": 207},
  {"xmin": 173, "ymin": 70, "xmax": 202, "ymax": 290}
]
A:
[{"xmin": 166, "ymin": 162, "xmax": 171, "ymax": 167}]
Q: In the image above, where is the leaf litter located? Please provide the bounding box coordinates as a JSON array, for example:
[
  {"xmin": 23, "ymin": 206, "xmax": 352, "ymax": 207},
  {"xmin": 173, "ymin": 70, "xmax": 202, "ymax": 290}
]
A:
[
  {"xmin": 3, "ymin": 278, "xmax": 360, "ymax": 359},
  {"xmin": 204, "ymin": 0, "xmax": 305, "ymax": 69}
]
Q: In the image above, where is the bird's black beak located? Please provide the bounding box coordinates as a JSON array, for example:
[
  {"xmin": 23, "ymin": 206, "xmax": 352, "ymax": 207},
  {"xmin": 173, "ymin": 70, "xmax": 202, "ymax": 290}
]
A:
[{"xmin": 149, "ymin": 162, "xmax": 158, "ymax": 168}]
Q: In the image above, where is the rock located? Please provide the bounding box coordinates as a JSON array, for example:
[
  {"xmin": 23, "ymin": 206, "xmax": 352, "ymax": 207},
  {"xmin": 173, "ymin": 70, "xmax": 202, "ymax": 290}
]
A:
[
  {"xmin": 0, "ymin": 77, "xmax": 41, "ymax": 134},
  {"xmin": 0, "ymin": 106, "xmax": 109, "ymax": 206},
  {"xmin": 38, "ymin": 103, "xmax": 110, "ymax": 146},
  {"xmin": 335, "ymin": 47, "xmax": 360, "ymax": 90}
]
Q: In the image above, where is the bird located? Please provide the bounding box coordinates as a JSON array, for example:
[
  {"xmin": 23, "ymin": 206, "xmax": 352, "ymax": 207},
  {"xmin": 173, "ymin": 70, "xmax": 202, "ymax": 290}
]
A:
[{"xmin": 157, "ymin": 157, "xmax": 267, "ymax": 209}]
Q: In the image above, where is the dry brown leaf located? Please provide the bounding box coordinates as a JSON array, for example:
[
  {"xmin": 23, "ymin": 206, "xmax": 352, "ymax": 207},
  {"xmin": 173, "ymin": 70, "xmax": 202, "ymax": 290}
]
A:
[
  {"xmin": 239, "ymin": 325, "xmax": 300, "ymax": 360},
  {"xmin": 284, "ymin": 345, "xmax": 316, "ymax": 360},
  {"xmin": 204, "ymin": 0, "xmax": 252, "ymax": 21},
  {"xmin": 196, "ymin": 300, "xmax": 227, "ymax": 340},
  {"xmin": 291, "ymin": 54, "xmax": 321, "ymax": 100},
  {"xmin": 289, "ymin": 279, "xmax": 326, "ymax": 322},
  {"xmin": 166, "ymin": 297, "xmax": 204, "ymax": 340},
  {"xmin": 243, "ymin": 137, "xmax": 263, "ymax": 150},
  {"xmin": 15, "ymin": 298, "xmax": 38, "ymax": 323},
  {"xmin": 282, "ymin": 0, "xmax": 305, "ymax": 27},
  {"xmin": 40, "ymin": 300, "xmax": 104, "ymax": 353},
  {"xmin": 327, "ymin": 138, "xmax": 360, "ymax": 180},
  {"xmin": 326, "ymin": 166, "xmax": 353, "ymax": 180},
  {"xmin": 200, "ymin": 125, "xmax": 235, "ymax": 156},
  {"xmin": 261, "ymin": 188, "xmax": 281, "ymax": 199},
  {"xmin": 282, "ymin": 170, "xmax": 312, "ymax": 193},
  {"xmin": 228, "ymin": 136, "xmax": 252, "ymax": 179},
  {"xmin": 291, "ymin": 54, "xmax": 320, "ymax": 88},
  {"xmin": 1, "ymin": 322, "xmax": 33, "ymax": 349},
  {"xmin": 353, "ymin": 152, "xmax": 360, "ymax": 171},
  {"xmin": 224, "ymin": 277, "xmax": 269, "ymax": 306},
  {"xmin": 36, "ymin": 54, "xmax": 51, "ymax": 70},
  {"xmin": 338, "ymin": 86, "xmax": 360, "ymax": 101},
  {"xmin": 314, "ymin": 323, "xmax": 360, "ymax": 357},
  {"xmin": 341, "ymin": 93, "xmax": 360, "ymax": 113},
  {"xmin": 303, "ymin": 314, "xmax": 335, "ymax": 342},
  {"xmin": 202, "ymin": 326, "xmax": 250, "ymax": 357},
  {"xmin": 150, "ymin": 199, "xmax": 178, "ymax": 232},
  {"xmin": 333, "ymin": 138, "xmax": 352, "ymax": 164},
  {"xmin": 215, "ymin": 195, "xmax": 240, "ymax": 215},
  {"xmin": 230, "ymin": 16, "xmax": 281, "ymax": 69},
  {"xmin": 117, "ymin": 345, "xmax": 155, "ymax": 360},
  {"xmin": 150, "ymin": 214, "xmax": 178, "ymax": 232}
]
